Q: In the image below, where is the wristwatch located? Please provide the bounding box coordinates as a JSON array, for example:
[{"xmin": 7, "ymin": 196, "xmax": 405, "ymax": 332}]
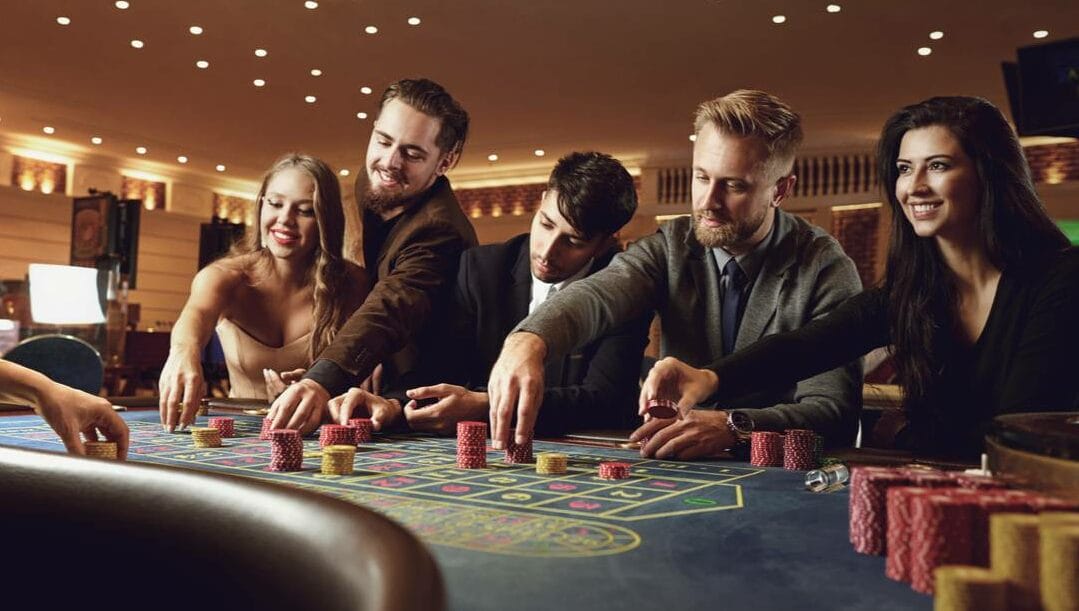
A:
[{"xmin": 726, "ymin": 411, "xmax": 754, "ymax": 441}]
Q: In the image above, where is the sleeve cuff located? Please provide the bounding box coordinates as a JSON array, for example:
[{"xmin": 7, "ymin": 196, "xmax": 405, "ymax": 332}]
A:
[{"xmin": 303, "ymin": 359, "xmax": 357, "ymax": 397}]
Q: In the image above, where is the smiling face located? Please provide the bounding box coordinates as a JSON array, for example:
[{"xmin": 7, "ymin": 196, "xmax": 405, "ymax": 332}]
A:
[
  {"xmin": 690, "ymin": 124, "xmax": 792, "ymax": 255},
  {"xmin": 895, "ymin": 125, "xmax": 981, "ymax": 243},
  {"xmin": 259, "ymin": 167, "xmax": 319, "ymax": 261},
  {"xmin": 529, "ymin": 190, "xmax": 608, "ymax": 283},
  {"xmin": 363, "ymin": 98, "xmax": 454, "ymax": 215}
]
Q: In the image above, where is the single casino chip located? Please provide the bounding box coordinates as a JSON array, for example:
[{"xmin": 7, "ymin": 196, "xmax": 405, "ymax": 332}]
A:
[
  {"xmin": 645, "ymin": 398, "xmax": 678, "ymax": 419},
  {"xmin": 597, "ymin": 461, "xmax": 631, "ymax": 480},
  {"xmin": 319, "ymin": 424, "xmax": 355, "ymax": 447},
  {"xmin": 347, "ymin": 418, "xmax": 373, "ymax": 444},
  {"xmin": 207, "ymin": 417, "xmax": 235, "ymax": 438},
  {"xmin": 933, "ymin": 566, "xmax": 1008, "ymax": 611},
  {"xmin": 190, "ymin": 426, "xmax": 222, "ymax": 448},
  {"xmin": 536, "ymin": 452, "xmax": 568, "ymax": 475},
  {"xmin": 320, "ymin": 445, "xmax": 356, "ymax": 476},
  {"xmin": 83, "ymin": 440, "xmax": 118, "ymax": 459}
]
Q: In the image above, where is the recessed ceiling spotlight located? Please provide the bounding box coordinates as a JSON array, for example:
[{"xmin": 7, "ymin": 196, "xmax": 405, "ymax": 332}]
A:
[
  {"xmin": 356, "ymin": 112, "xmax": 368, "ymax": 120},
  {"xmin": 365, "ymin": 25, "xmax": 379, "ymax": 34},
  {"xmin": 115, "ymin": 1, "xmax": 130, "ymax": 9},
  {"xmin": 254, "ymin": 48, "xmax": 268, "ymax": 57},
  {"xmin": 189, "ymin": 25, "xmax": 204, "ymax": 35},
  {"xmin": 253, "ymin": 79, "xmax": 266, "ymax": 87},
  {"xmin": 360, "ymin": 86, "xmax": 373, "ymax": 95},
  {"xmin": 91, "ymin": 136, "xmax": 103, "ymax": 145},
  {"xmin": 826, "ymin": 4, "xmax": 841, "ymax": 13},
  {"xmin": 339, "ymin": 169, "xmax": 350, "ymax": 177},
  {"xmin": 487, "ymin": 154, "xmax": 499, "ymax": 162},
  {"xmin": 689, "ymin": 134, "xmax": 697, "ymax": 142},
  {"xmin": 130, "ymin": 39, "xmax": 145, "ymax": 49},
  {"xmin": 929, "ymin": 30, "xmax": 944, "ymax": 40},
  {"xmin": 177, "ymin": 155, "xmax": 188, "ymax": 164},
  {"xmin": 1033, "ymin": 30, "xmax": 1049, "ymax": 39},
  {"xmin": 135, "ymin": 146, "xmax": 148, "ymax": 155},
  {"xmin": 305, "ymin": 95, "xmax": 317, "ymax": 103},
  {"xmin": 215, "ymin": 164, "xmax": 226, "ymax": 172},
  {"xmin": 195, "ymin": 60, "xmax": 209, "ymax": 69},
  {"xmin": 304, "ymin": 1, "xmax": 319, "ymax": 9},
  {"xmin": 917, "ymin": 46, "xmax": 933, "ymax": 56},
  {"xmin": 56, "ymin": 16, "xmax": 71, "ymax": 26},
  {"xmin": 310, "ymin": 68, "xmax": 323, "ymax": 77},
  {"xmin": 772, "ymin": 15, "xmax": 786, "ymax": 24},
  {"xmin": 42, "ymin": 126, "xmax": 56, "ymax": 135},
  {"xmin": 534, "ymin": 149, "xmax": 545, "ymax": 157},
  {"xmin": 407, "ymin": 17, "xmax": 422, "ymax": 26}
]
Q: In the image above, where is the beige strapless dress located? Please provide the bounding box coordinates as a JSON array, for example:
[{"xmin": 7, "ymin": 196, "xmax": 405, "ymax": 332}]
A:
[{"xmin": 215, "ymin": 318, "xmax": 310, "ymax": 399}]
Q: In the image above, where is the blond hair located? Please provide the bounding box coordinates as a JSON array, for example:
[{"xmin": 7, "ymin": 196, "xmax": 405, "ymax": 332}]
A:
[{"xmin": 693, "ymin": 89, "xmax": 803, "ymax": 176}]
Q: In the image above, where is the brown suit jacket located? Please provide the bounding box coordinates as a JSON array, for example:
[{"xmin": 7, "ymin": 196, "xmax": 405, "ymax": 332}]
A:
[{"xmin": 304, "ymin": 176, "xmax": 478, "ymax": 396}]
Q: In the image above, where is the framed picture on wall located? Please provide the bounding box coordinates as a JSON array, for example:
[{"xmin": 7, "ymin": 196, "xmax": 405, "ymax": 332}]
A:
[{"xmin": 70, "ymin": 194, "xmax": 111, "ymax": 268}]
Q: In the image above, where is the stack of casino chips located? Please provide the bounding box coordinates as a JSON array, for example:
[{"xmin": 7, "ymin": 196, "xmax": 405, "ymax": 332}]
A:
[
  {"xmin": 190, "ymin": 426, "xmax": 222, "ymax": 448},
  {"xmin": 782, "ymin": 429, "xmax": 820, "ymax": 470},
  {"xmin": 597, "ymin": 461, "xmax": 630, "ymax": 480},
  {"xmin": 268, "ymin": 429, "xmax": 304, "ymax": 471},
  {"xmin": 260, "ymin": 417, "xmax": 274, "ymax": 441},
  {"xmin": 348, "ymin": 418, "xmax": 373, "ymax": 444},
  {"xmin": 320, "ymin": 445, "xmax": 356, "ymax": 476},
  {"xmin": 933, "ymin": 566, "xmax": 1009, "ymax": 611},
  {"xmin": 505, "ymin": 433, "xmax": 534, "ymax": 464},
  {"xmin": 750, "ymin": 431, "xmax": 783, "ymax": 467},
  {"xmin": 536, "ymin": 452, "xmax": 568, "ymax": 475},
  {"xmin": 319, "ymin": 424, "xmax": 355, "ymax": 448},
  {"xmin": 456, "ymin": 421, "xmax": 488, "ymax": 469},
  {"xmin": 207, "ymin": 417, "xmax": 235, "ymax": 438},
  {"xmin": 84, "ymin": 440, "xmax": 118, "ymax": 459}
]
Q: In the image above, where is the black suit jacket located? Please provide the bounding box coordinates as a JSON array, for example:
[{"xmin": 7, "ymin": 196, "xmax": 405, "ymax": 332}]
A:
[{"xmin": 432, "ymin": 233, "xmax": 649, "ymax": 435}]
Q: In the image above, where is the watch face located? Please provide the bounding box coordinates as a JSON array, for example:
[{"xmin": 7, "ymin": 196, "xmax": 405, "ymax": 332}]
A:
[{"xmin": 730, "ymin": 411, "xmax": 753, "ymax": 433}]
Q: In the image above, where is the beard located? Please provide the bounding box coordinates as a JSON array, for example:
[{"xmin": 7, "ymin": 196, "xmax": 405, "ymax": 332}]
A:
[
  {"xmin": 692, "ymin": 206, "xmax": 769, "ymax": 249},
  {"xmin": 357, "ymin": 168, "xmax": 418, "ymax": 215}
]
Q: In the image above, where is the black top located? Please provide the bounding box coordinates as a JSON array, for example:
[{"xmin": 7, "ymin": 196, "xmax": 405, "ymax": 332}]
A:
[{"xmin": 709, "ymin": 247, "xmax": 1079, "ymax": 459}]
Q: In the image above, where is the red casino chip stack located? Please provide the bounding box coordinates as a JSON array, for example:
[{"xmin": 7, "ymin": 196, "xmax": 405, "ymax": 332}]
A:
[
  {"xmin": 456, "ymin": 421, "xmax": 488, "ymax": 469},
  {"xmin": 259, "ymin": 417, "xmax": 274, "ymax": 441},
  {"xmin": 504, "ymin": 433, "xmax": 533, "ymax": 464},
  {"xmin": 598, "ymin": 461, "xmax": 631, "ymax": 480},
  {"xmin": 782, "ymin": 429, "xmax": 819, "ymax": 471},
  {"xmin": 319, "ymin": 424, "xmax": 355, "ymax": 448},
  {"xmin": 849, "ymin": 467, "xmax": 915, "ymax": 555},
  {"xmin": 645, "ymin": 398, "xmax": 678, "ymax": 419},
  {"xmin": 207, "ymin": 417, "xmax": 235, "ymax": 438},
  {"xmin": 348, "ymin": 418, "xmax": 373, "ymax": 444},
  {"xmin": 885, "ymin": 486, "xmax": 937, "ymax": 583},
  {"xmin": 909, "ymin": 493, "xmax": 975, "ymax": 595},
  {"xmin": 750, "ymin": 431, "xmax": 783, "ymax": 467},
  {"xmin": 268, "ymin": 429, "xmax": 304, "ymax": 472}
]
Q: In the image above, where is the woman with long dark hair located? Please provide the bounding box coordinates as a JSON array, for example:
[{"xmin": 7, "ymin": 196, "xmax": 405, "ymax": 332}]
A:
[
  {"xmin": 638, "ymin": 96, "xmax": 1078, "ymax": 459},
  {"xmin": 159, "ymin": 153, "xmax": 368, "ymax": 431}
]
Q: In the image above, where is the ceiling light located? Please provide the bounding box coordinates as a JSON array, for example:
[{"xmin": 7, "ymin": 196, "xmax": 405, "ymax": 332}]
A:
[
  {"xmin": 360, "ymin": 86, "xmax": 372, "ymax": 95},
  {"xmin": 917, "ymin": 46, "xmax": 933, "ymax": 56},
  {"xmin": 339, "ymin": 169, "xmax": 350, "ymax": 177},
  {"xmin": 356, "ymin": 112, "xmax": 368, "ymax": 120},
  {"xmin": 135, "ymin": 146, "xmax": 147, "ymax": 155},
  {"xmin": 195, "ymin": 60, "xmax": 209, "ymax": 69},
  {"xmin": 255, "ymin": 48, "xmax": 268, "ymax": 57},
  {"xmin": 310, "ymin": 68, "xmax": 323, "ymax": 77},
  {"xmin": 91, "ymin": 136, "xmax": 103, "ymax": 145},
  {"xmin": 130, "ymin": 39, "xmax": 144, "ymax": 49},
  {"xmin": 487, "ymin": 154, "xmax": 499, "ymax": 162},
  {"xmin": 42, "ymin": 126, "xmax": 55, "ymax": 135},
  {"xmin": 364, "ymin": 26, "xmax": 379, "ymax": 34},
  {"xmin": 56, "ymin": 16, "xmax": 71, "ymax": 26},
  {"xmin": 1033, "ymin": 30, "xmax": 1049, "ymax": 39},
  {"xmin": 253, "ymin": 79, "xmax": 266, "ymax": 87},
  {"xmin": 689, "ymin": 134, "xmax": 697, "ymax": 142},
  {"xmin": 216, "ymin": 164, "xmax": 226, "ymax": 172},
  {"xmin": 177, "ymin": 155, "xmax": 188, "ymax": 164},
  {"xmin": 305, "ymin": 95, "xmax": 317, "ymax": 103},
  {"xmin": 189, "ymin": 25, "xmax": 204, "ymax": 35},
  {"xmin": 304, "ymin": 1, "xmax": 319, "ymax": 9},
  {"xmin": 929, "ymin": 31, "xmax": 944, "ymax": 40},
  {"xmin": 534, "ymin": 149, "xmax": 545, "ymax": 157},
  {"xmin": 407, "ymin": 17, "xmax": 421, "ymax": 26},
  {"xmin": 115, "ymin": 1, "xmax": 130, "ymax": 9},
  {"xmin": 826, "ymin": 4, "xmax": 841, "ymax": 13},
  {"xmin": 772, "ymin": 15, "xmax": 786, "ymax": 24}
]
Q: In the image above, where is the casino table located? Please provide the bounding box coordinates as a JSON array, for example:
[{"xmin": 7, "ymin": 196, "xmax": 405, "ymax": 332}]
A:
[{"xmin": 0, "ymin": 410, "xmax": 931, "ymax": 611}]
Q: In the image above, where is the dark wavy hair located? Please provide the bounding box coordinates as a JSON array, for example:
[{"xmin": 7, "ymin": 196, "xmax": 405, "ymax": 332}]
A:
[
  {"xmin": 237, "ymin": 153, "xmax": 361, "ymax": 361},
  {"xmin": 547, "ymin": 151, "xmax": 638, "ymax": 240},
  {"xmin": 877, "ymin": 96, "xmax": 1069, "ymax": 407}
]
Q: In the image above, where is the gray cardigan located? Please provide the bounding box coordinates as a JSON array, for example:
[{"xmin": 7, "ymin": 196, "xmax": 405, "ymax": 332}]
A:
[{"xmin": 516, "ymin": 209, "xmax": 864, "ymax": 446}]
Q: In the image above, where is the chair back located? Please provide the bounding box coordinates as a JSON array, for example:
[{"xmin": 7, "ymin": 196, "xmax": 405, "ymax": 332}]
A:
[{"xmin": 3, "ymin": 333, "xmax": 103, "ymax": 394}]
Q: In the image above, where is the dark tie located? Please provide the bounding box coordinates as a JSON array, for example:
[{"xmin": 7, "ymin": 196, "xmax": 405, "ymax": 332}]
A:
[{"xmin": 721, "ymin": 258, "xmax": 748, "ymax": 356}]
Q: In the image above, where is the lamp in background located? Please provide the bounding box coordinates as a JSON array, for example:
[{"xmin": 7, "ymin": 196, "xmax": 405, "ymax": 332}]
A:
[{"xmin": 28, "ymin": 264, "xmax": 105, "ymax": 325}]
